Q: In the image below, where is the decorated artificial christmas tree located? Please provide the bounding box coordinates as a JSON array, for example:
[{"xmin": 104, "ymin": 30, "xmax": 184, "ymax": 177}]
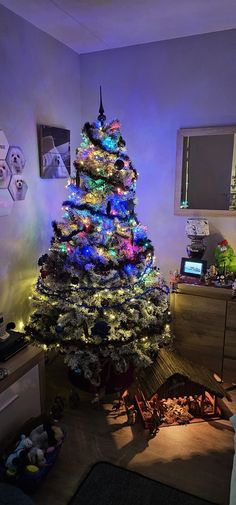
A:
[{"xmin": 26, "ymin": 93, "xmax": 171, "ymax": 391}]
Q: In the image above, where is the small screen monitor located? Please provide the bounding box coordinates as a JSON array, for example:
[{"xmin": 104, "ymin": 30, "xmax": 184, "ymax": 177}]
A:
[{"xmin": 180, "ymin": 257, "xmax": 207, "ymax": 278}]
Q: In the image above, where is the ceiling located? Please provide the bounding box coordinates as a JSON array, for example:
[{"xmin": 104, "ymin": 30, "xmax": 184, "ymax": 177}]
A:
[{"xmin": 1, "ymin": 0, "xmax": 236, "ymax": 55}]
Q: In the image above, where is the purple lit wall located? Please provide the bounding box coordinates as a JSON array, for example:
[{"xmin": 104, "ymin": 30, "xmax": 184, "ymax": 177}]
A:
[
  {"xmin": 80, "ymin": 30, "xmax": 236, "ymax": 279},
  {"xmin": 0, "ymin": 4, "xmax": 80, "ymax": 322}
]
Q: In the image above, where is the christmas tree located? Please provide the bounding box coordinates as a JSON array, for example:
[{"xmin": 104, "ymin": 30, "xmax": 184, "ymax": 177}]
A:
[{"xmin": 26, "ymin": 93, "xmax": 171, "ymax": 390}]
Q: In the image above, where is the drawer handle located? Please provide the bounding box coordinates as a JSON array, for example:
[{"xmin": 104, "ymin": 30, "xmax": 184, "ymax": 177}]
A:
[{"xmin": 0, "ymin": 394, "xmax": 19, "ymax": 413}]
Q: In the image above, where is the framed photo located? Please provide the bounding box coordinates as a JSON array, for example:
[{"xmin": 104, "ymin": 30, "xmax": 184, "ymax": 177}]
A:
[
  {"xmin": 180, "ymin": 257, "xmax": 207, "ymax": 278},
  {"xmin": 38, "ymin": 125, "xmax": 70, "ymax": 179}
]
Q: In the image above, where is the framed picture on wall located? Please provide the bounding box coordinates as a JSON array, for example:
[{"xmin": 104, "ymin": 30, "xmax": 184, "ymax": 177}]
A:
[{"xmin": 38, "ymin": 125, "xmax": 71, "ymax": 178}]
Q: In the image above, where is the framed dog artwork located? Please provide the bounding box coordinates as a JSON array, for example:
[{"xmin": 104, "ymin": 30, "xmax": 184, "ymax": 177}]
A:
[
  {"xmin": 38, "ymin": 125, "xmax": 71, "ymax": 179},
  {"xmin": 0, "ymin": 130, "xmax": 28, "ymax": 215}
]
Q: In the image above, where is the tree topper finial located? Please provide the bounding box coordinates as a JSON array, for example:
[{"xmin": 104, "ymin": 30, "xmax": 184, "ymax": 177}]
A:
[{"xmin": 97, "ymin": 86, "xmax": 106, "ymax": 125}]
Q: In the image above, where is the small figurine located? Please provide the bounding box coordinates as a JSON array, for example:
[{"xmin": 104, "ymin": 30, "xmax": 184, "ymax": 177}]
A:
[
  {"xmin": 219, "ymin": 274, "xmax": 225, "ymax": 286},
  {"xmin": 50, "ymin": 395, "xmax": 65, "ymax": 421},
  {"xmin": 91, "ymin": 393, "xmax": 100, "ymax": 409},
  {"xmin": 209, "ymin": 264, "xmax": 218, "ymax": 278},
  {"xmin": 169, "ymin": 270, "xmax": 180, "ymax": 292},
  {"xmin": 149, "ymin": 408, "xmax": 161, "ymax": 437},
  {"xmin": 127, "ymin": 405, "xmax": 137, "ymax": 425},
  {"xmin": 204, "ymin": 270, "xmax": 211, "ymax": 285},
  {"xmin": 112, "ymin": 400, "xmax": 122, "ymax": 412}
]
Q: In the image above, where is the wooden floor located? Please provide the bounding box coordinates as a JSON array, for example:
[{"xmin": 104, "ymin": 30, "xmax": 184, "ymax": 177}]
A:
[{"xmin": 34, "ymin": 356, "xmax": 235, "ymax": 505}]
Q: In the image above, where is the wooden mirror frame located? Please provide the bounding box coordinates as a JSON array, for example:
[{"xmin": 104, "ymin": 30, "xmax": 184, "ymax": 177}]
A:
[{"xmin": 174, "ymin": 125, "xmax": 236, "ymax": 216}]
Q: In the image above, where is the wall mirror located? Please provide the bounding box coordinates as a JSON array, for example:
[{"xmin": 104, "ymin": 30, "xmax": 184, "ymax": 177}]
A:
[{"xmin": 174, "ymin": 125, "xmax": 236, "ymax": 216}]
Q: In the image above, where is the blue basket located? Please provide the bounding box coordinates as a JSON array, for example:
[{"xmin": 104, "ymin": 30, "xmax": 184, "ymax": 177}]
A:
[{"xmin": 1, "ymin": 431, "xmax": 65, "ymax": 494}]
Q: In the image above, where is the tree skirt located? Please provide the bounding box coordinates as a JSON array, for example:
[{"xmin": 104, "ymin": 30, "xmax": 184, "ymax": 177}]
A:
[{"xmin": 68, "ymin": 362, "xmax": 134, "ymax": 394}]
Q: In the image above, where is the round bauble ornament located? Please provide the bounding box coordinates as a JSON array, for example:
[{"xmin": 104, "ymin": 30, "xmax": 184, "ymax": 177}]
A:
[
  {"xmin": 71, "ymin": 277, "xmax": 79, "ymax": 285},
  {"xmin": 74, "ymin": 367, "xmax": 81, "ymax": 375},
  {"xmin": 101, "ymin": 299, "xmax": 109, "ymax": 307},
  {"xmin": 56, "ymin": 324, "xmax": 63, "ymax": 334},
  {"xmin": 91, "ymin": 319, "xmax": 110, "ymax": 338},
  {"xmin": 114, "ymin": 159, "xmax": 124, "ymax": 170},
  {"xmin": 38, "ymin": 253, "xmax": 48, "ymax": 266}
]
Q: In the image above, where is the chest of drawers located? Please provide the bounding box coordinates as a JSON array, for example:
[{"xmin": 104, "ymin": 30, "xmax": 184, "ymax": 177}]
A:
[{"xmin": 170, "ymin": 283, "xmax": 236, "ymax": 383}]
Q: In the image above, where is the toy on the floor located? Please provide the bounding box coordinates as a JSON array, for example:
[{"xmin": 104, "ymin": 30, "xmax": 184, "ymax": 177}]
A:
[
  {"xmin": 2, "ymin": 419, "xmax": 65, "ymax": 493},
  {"xmin": 5, "ymin": 436, "xmax": 33, "ymax": 473},
  {"xmin": 29, "ymin": 420, "xmax": 63, "ymax": 450},
  {"xmin": 126, "ymin": 405, "xmax": 137, "ymax": 425},
  {"xmin": 25, "ymin": 464, "xmax": 40, "ymax": 475},
  {"xmin": 148, "ymin": 408, "xmax": 161, "ymax": 437},
  {"xmin": 27, "ymin": 447, "xmax": 46, "ymax": 467},
  {"xmin": 29, "ymin": 425, "xmax": 48, "ymax": 451}
]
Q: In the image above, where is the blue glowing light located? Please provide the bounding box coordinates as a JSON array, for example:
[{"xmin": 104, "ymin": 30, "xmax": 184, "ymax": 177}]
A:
[
  {"xmin": 81, "ymin": 245, "xmax": 94, "ymax": 257},
  {"xmin": 124, "ymin": 264, "xmax": 136, "ymax": 275},
  {"xmin": 95, "ymin": 120, "xmax": 102, "ymax": 128},
  {"xmin": 133, "ymin": 226, "xmax": 147, "ymax": 241},
  {"xmin": 102, "ymin": 137, "xmax": 117, "ymax": 151}
]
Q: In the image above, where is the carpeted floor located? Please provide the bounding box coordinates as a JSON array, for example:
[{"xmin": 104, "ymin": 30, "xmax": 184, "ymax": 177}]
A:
[{"xmin": 68, "ymin": 462, "xmax": 216, "ymax": 505}]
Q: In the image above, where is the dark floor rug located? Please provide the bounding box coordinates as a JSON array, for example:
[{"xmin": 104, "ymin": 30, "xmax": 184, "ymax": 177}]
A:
[
  {"xmin": 0, "ymin": 483, "xmax": 34, "ymax": 505},
  {"xmin": 68, "ymin": 462, "xmax": 216, "ymax": 505}
]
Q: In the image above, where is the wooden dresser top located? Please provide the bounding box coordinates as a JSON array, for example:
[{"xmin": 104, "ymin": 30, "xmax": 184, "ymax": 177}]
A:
[{"xmin": 175, "ymin": 283, "xmax": 236, "ymax": 301}]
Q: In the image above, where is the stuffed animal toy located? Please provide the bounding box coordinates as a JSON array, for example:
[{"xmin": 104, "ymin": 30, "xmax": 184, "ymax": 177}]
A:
[
  {"xmin": 29, "ymin": 425, "xmax": 48, "ymax": 450},
  {"xmin": 30, "ymin": 420, "xmax": 63, "ymax": 450},
  {"xmin": 28, "ymin": 447, "xmax": 46, "ymax": 467},
  {"xmin": 51, "ymin": 425, "xmax": 63, "ymax": 443},
  {"xmin": 5, "ymin": 435, "xmax": 33, "ymax": 472},
  {"xmin": 214, "ymin": 240, "xmax": 236, "ymax": 274},
  {"xmin": 25, "ymin": 464, "xmax": 40, "ymax": 475}
]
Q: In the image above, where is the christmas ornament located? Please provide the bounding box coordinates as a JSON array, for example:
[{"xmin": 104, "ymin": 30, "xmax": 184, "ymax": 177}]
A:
[
  {"xmin": 91, "ymin": 318, "xmax": 110, "ymax": 338},
  {"xmin": 97, "ymin": 86, "xmax": 106, "ymax": 126},
  {"xmin": 114, "ymin": 159, "xmax": 124, "ymax": 170}
]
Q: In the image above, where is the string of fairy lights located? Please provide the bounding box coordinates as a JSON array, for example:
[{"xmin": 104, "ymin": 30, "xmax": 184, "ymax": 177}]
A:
[{"xmin": 37, "ymin": 277, "xmax": 169, "ymax": 309}]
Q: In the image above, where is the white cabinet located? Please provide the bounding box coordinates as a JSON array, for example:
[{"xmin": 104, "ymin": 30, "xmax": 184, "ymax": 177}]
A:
[{"xmin": 0, "ymin": 346, "xmax": 45, "ymax": 444}]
